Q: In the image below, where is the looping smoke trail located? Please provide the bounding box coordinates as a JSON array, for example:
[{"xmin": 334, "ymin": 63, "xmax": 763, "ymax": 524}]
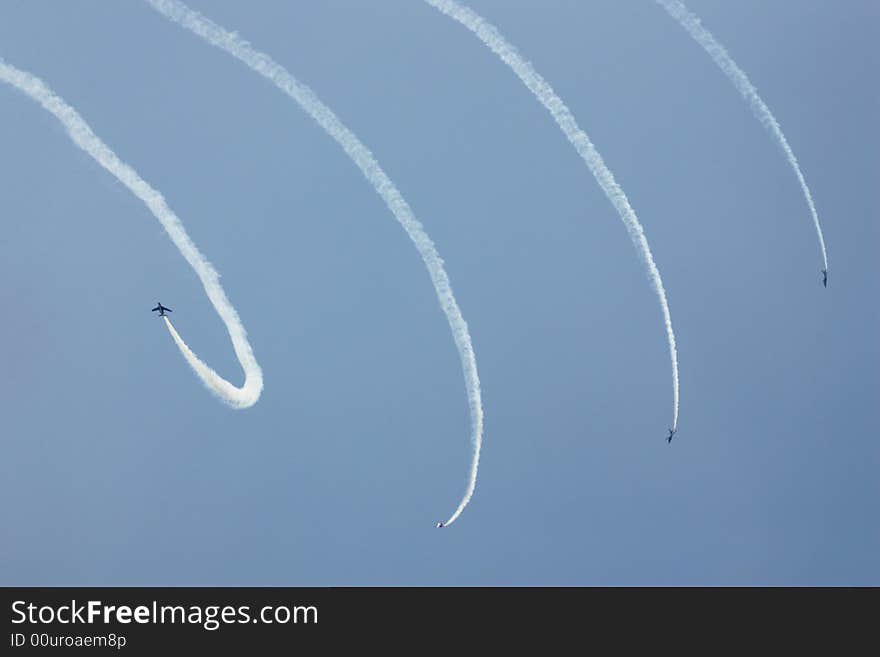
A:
[
  {"xmin": 146, "ymin": 0, "xmax": 483, "ymax": 525},
  {"xmin": 425, "ymin": 0, "xmax": 680, "ymax": 430},
  {"xmin": 0, "ymin": 59, "xmax": 262, "ymax": 409},
  {"xmin": 655, "ymin": 0, "xmax": 828, "ymax": 272}
]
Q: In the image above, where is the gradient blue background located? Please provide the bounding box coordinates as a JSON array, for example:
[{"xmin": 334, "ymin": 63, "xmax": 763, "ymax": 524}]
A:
[{"xmin": 1, "ymin": 1, "xmax": 876, "ymax": 585}]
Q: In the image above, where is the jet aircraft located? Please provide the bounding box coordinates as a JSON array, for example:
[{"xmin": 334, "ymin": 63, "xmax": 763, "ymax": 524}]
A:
[{"xmin": 151, "ymin": 302, "xmax": 172, "ymax": 317}]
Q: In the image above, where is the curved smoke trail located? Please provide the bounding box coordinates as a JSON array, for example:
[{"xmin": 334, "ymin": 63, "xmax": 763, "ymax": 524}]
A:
[
  {"xmin": 655, "ymin": 0, "xmax": 828, "ymax": 273},
  {"xmin": 425, "ymin": 0, "xmax": 680, "ymax": 431},
  {"xmin": 146, "ymin": 0, "xmax": 484, "ymax": 525},
  {"xmin": 0, "ymin": 59, "xmax": 262, "ymax": 409}
]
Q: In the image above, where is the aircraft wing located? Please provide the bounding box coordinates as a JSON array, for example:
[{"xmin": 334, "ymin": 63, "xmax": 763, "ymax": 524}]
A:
[{"xmin": 151, "ymin": 306, "xmax": 160, "ymax": 311}]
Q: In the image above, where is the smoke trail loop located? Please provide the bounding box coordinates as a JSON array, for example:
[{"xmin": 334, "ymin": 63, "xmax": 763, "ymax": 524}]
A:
[
  {"xmin": 0, "ymin": 58, "xmax": 262, "ymax": 409},
  {"xmin": 146, "ymin": 0, "xmax": 483, "ymax": 526}
]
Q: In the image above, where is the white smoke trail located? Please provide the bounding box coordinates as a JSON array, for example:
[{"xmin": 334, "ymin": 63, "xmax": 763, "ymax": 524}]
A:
[
  {"xmin": 425, "ymin": 0, "xmax": 680, "ymax": 430},
  {"xmin": 163, "ymin": 316, "xmax": 251, "ymax": 403},
  {"xmin": 145, "ymin": 0, "xmax": 484, "ymax": 525},
  {"xmin": 0, "ymin": 59, "xmax": 262, "ymax": 409},
  {"xmin": 655, "ymin": 0, "xmax": 828, "ymax": 272}
]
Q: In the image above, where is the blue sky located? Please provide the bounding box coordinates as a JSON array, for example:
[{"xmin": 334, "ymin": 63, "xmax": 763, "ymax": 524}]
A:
[{"xmin": 0, "ymin": 0, "xmax": 876, "ymax": 585}]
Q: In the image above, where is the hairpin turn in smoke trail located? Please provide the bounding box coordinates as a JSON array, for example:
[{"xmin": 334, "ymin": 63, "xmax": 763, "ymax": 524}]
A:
[
  {"xmin": 0, "ymin": 58, "xmax": 263, "ymax": 408},
  {"xmin": 146, "ymin": 0, "xmax": 484, "ymax": 526}
]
